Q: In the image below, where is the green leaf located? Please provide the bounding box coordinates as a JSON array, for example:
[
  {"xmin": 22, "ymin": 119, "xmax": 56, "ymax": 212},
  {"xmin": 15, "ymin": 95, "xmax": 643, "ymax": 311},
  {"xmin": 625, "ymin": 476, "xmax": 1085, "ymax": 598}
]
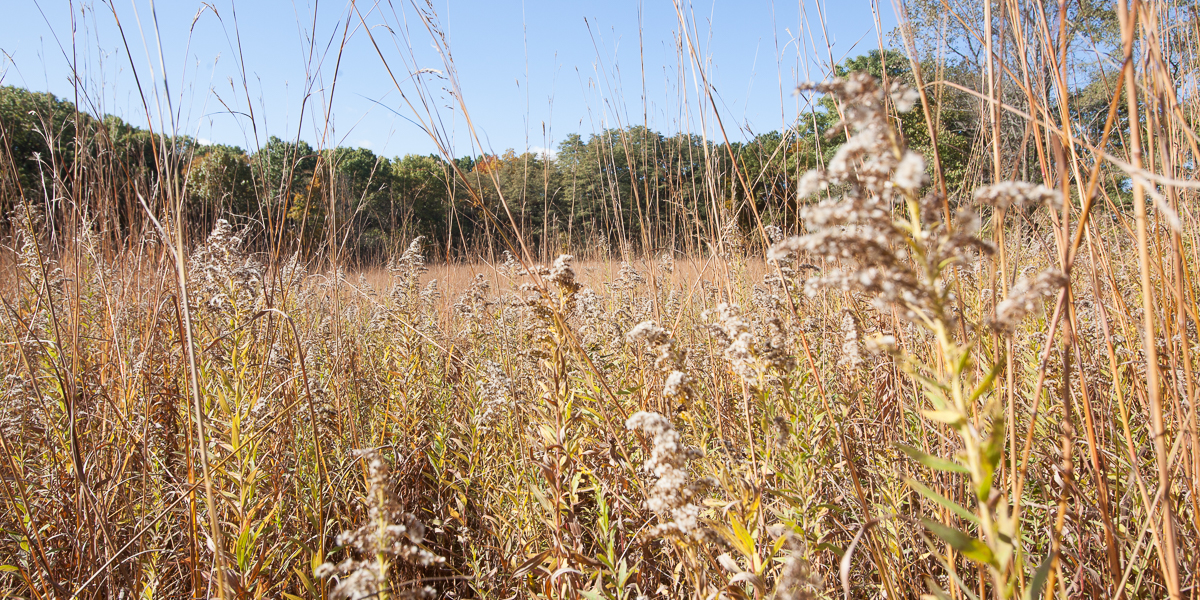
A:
[
  {"xmin": 978, "ymin": 415, "xmax": 1006, "ymax": 500},
  {"xmin": 595, "ymin": 552, "xmax": 614, "ymax": 570},
  {"xmin": 579, "ymin": 591, "xmax": 608, "ymax": 600},
  {"xmin": 921, "ymin": 518, "xmax": 995, "ymax": 566},
  {"xmin": 714, "ymin": 517, "xmax": 757, "ymax": 560},
  {"xmin": 908, "ymin": 371, "xmax": 950, "ymax": 410},
  {"xmin": 968, "ymin": 361, "xmax": 1005, "ymax": 406},
  {"xmin": 903, "ymin": 477, "xmax": 979, "ymax": 525},
  {"xmin": 897, "ymin": 444, "xmax": 970, "ymax": 474},
  {"xmin": 951, "ymin": 341, "xmax": 974, "ymax": 376},
  {"xmin": 293, "ymin": 566, "xmax": 316, "ymax": 597},
  {"xmin": 0, "ymin": 565, "xmax": 19, "ymax": 573},
  {"xmin": 1024, "ymin": 551, "xmax": 1056, "ymax": 600},
  {"xmin": 619, "ymin": 558, "xmax": 635, "ymax": 587},
  {"xmin": 920, "ymin": 409, "xmax": 965, "ymax": 426}
]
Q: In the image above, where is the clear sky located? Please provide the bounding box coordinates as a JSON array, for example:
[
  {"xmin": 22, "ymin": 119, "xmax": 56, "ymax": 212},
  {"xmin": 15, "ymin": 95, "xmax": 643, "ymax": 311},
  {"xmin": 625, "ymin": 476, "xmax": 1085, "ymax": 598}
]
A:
[{"xmin": 0, "ymin": 0, "xmax": 896, "ymax": 160}]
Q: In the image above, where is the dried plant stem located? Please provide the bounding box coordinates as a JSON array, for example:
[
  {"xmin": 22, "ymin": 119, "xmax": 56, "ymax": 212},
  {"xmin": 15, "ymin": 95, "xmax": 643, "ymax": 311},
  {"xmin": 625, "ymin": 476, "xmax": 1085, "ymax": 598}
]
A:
[
  {"xmin": 1120, "ymin": 0, "xmax": 1181, "ymax": 596},
  {"xmin": 150, "ymin": 194, "xmax": 228, "ymax": 600},
  {"xmin": 794, "ymin": 320, "xmax": 899, "ymax": 600},
  {"xmin": 1064, "ymin": 295, "xmax": 1121, "ymax": 589}
]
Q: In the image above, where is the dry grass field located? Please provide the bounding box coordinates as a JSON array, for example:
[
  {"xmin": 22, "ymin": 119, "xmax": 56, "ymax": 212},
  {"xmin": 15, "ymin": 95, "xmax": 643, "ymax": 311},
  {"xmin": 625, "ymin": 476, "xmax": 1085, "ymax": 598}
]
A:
[{"xmin": 3, "ymin": 0, "xmax": 1200, "ymax": 599}]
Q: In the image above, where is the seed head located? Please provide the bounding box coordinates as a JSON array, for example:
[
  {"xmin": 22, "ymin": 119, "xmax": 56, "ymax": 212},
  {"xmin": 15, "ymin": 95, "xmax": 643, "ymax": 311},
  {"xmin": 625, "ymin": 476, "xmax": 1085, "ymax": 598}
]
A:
[
  {"xmin": 991, "ymin": 269, "xmax": 1068, "ymax": 333},
  {"xmin": 626, "ymin": 411, "xmax": 706, "ymax": 537},
  {"xmin": 974, "ymin": 182, "xmax": 1061, "ymax": 211}
]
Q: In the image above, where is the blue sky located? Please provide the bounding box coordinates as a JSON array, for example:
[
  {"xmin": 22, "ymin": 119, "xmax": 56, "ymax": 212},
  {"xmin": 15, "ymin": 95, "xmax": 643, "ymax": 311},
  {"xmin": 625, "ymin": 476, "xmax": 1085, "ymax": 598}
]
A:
[{"xmin": 1, "ymin": 1, "xmax": 895, "ymax": 159}]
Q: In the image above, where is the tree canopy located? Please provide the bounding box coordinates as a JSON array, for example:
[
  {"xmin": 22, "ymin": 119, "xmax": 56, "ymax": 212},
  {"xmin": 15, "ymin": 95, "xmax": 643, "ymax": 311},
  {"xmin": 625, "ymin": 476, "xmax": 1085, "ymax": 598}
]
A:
[{"xmin": 0, "ymin": 49, "xmax": 1001, "ymax": 262}]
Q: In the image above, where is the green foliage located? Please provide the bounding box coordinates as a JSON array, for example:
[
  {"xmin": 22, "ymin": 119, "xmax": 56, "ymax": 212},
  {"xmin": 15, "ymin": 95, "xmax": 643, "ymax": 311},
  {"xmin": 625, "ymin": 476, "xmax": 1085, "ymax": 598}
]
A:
[
  {"xmin": 188, "ymin": 144, "xmax": 256, "ymax": 221},
  {"xmin": 0, "ymin": 49, "xmax": 981, "ymax": 257},
  {"xmin": 0, "ymin": 86, "xmax": 85, "ymax": 197},
  {"xmin": 833, "ymin": 49, "xmax": 974, "ymax": 194}
]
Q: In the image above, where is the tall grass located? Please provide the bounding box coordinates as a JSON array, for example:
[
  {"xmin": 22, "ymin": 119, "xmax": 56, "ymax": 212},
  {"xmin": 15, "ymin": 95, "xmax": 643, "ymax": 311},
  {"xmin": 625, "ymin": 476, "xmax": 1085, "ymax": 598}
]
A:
[{"xmin": 2, "ymin": 0, "xmax": 1199, "ymax": 599}]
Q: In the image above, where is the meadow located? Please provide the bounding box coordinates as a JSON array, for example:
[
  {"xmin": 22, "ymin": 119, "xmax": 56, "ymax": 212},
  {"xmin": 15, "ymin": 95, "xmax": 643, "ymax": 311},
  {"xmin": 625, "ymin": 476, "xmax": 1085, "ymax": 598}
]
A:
[{"xmin": 2, "ymin": 0, "xmax": 1199, "ymax": 599}]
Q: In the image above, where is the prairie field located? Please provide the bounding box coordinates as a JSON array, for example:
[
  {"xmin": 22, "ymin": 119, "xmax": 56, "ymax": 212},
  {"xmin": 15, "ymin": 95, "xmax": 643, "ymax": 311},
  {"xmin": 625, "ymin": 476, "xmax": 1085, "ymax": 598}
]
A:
[{"xmin": 2, "ymin": 0, "xmax": 1200, "ymax": 599}]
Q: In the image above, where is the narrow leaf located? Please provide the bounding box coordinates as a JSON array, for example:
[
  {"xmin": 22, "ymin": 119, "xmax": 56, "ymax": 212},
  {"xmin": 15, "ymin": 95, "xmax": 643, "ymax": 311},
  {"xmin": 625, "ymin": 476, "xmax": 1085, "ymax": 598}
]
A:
[
  {"xmin": 922, "ymin": 576, "xmax": 954, "ymax": 600},
  {"xmin": 921, "ymin": 518, "xmax": 995, "ymax": 566},
  {"xmin": 968, "ymin": 361, "xmax": 1005, "ymax": 406},
  {"xmin": 512, "ymin": 550, "xmax": 550, "ymax": 579},
  {"xmin": 903, "ymin": 477, "xmax": 979, "ymax": 525},
  {"xmin": 729, "ymin": 517, "xmax": 756, "ymax": 560},
  {"xmin": 897, "ymin": 444, "xmax": 970, "ymax": 474},
  {"xmin": 920, "ymin": 409, "xmax": 965, "ymax": 426},
  {"xmin": 977, "ymin": 412, "xmax": 1006, "ymax": 500},
  {"xmin": 1024, "ymin": 551, "xmax": 1056, "ymax": 600}
]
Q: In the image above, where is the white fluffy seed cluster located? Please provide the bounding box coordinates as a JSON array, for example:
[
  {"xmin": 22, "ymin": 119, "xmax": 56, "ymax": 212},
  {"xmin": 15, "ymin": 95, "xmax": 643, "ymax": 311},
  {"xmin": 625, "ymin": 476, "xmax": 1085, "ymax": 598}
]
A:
[
  {"xmin": 315, "ymin": 449, "xmax": 443, "ymax": 599},
  {"xmin": 547, "ymin": 254, "xmax": 582, "ymax": 306},
  {"xmin": 991, "ymin": 269, "xmax": 1069, "ymax": 332},
  {"xmin": 769, "ymin": 73, "xmax": 1007, "ymax": 325},
  {"xmin": 453, "ymin": 273, "xmax": 493, "ymax": 321},
  {"xmin": 388, "ymin": 236, "xmax": 428, "ymax": 313},
  {"xmin": 889, "ymin": 80, "xmax": 921, "ymax": 113},
  {"xmin": 973, "ymin": 181, "xmax": 1062, "ymax": 211},
  {"xmin": 475, "ymin": 360, "xmax": 514, "ymax": 428},
  {"xmin": 548, "ymin": 254, "xmax": 578, "ymax": 287},
  {"xmin": 625, "ymin": 411, "xmax": 706, "ymax": 537},
  {"xmin": 187, "ymin": 219, "xmax": 265, "ymax": 314},
  {"xmin": 703, "ymin": 303, "xmax": 794, "ymax": 381},
  {"xmin": 892, "ymin": 151, "xmax": 929, "ymax": 192},
  {"xmin": 390, "ymin": 236, "xmax": 427, "ymax": 277},
  {"xmin": 627, "ymin": 320, "xmax": 693, "ymax": 399},
  {"xmin": 838, "ymin": 312, "xmax": 863, "ymax": 370},
  {"xmin": 497, "ymin": 250, "xmax": 522, "ymax": 278},
  {"xmin": 769, "ymin": 76, "xmax": 934, "ymax": 313},
  {"xmin": 709, "ymin": 303, "xmax": 758, "ymax": 380},
  {"xmin": 574, "ymin": 286, "xmax": 608, "ymax": 347},
  {"xmin": 788, "ymin": 73, "xmax": 924, "ymax": 198},
  {"xmin": 773, "ymin": 531, "xmax": 822, "ymax": 600}
]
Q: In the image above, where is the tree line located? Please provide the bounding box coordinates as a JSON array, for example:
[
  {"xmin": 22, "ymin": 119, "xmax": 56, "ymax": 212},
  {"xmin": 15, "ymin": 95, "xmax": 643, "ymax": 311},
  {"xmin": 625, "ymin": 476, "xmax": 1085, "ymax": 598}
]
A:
[{"xmin": 0, "ymin": 51, "xmax": 990, "ymax": 263}]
